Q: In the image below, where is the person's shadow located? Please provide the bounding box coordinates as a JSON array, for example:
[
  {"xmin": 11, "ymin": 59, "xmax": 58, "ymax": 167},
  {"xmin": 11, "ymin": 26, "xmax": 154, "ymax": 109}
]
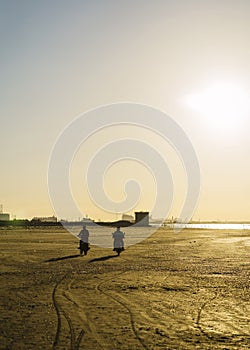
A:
[
  {"xmin": 88, "ymin": 255, "xmax": 118, "ymax": 263},
  {"xmin": 45, "ymin": 254, "xmax": 80, "ymax": 262}
]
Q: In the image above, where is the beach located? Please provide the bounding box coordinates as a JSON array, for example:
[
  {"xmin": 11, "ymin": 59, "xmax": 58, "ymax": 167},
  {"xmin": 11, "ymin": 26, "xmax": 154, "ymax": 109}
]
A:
[{"xmin": 0, "ymin": 227, "xmax": 249, "ymax": 349}]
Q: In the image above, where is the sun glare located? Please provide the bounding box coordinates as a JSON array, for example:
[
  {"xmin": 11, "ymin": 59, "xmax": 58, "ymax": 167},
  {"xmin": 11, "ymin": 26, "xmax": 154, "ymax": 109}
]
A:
[{"xmin": 186, "ymin": 81, "xmax": 250, "ymax": 132}]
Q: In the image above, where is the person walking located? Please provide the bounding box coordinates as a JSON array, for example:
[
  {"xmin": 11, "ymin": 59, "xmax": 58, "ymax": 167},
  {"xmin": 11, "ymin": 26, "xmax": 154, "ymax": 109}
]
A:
[
  {"xmin": 112, "ymin": 227, "xmax": 125, "ymax": 255},
  {"xmin": 77, "ymin": 224, "xmax": 90, "ymax": 255}
]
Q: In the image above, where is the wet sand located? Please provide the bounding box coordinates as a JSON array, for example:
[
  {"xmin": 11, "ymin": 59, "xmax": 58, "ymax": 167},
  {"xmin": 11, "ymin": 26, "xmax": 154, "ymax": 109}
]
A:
[{"xmin": 0, "ymin": 227, "xmax": 250, "ymax": 349}]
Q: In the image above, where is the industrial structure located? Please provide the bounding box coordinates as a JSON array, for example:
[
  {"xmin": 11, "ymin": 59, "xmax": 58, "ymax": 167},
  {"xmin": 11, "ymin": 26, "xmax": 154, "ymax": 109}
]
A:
[
  {"xmin": 31, "ymin": 216, "xmax": 57, "ymax": 223},
  {"xmin": 122, "ymin": 213, "xmax": 134, "ymax": 222},
  {"xmin": 135, "ymin": 211, "xmax": 149, "ymax": 226},
  {"xmin": 0, "ymin": 204, "xmax": 10, "ymax": 221}
]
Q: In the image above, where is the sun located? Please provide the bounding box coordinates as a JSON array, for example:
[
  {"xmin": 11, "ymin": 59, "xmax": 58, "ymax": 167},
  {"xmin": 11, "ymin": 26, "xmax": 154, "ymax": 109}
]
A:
[{"xmin": 186, "ymin": 81, "xmax": 249, "ymax": 132}]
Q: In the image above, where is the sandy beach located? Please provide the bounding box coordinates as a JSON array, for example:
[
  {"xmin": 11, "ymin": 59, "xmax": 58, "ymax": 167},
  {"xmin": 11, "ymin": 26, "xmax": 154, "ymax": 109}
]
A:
[{"xmin": 0, "ymin": 227, "xmax": 250, "ymax": 349}]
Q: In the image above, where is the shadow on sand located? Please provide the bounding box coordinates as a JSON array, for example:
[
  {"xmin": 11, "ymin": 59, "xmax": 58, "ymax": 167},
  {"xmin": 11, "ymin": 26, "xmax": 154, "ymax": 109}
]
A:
[
  {"xmin": 45, "ymin": 254, "xmax": 80, "ymax": 262},
  {"xmin": 88, "ymin": 255, "xmax": 118, "ymax": 263}
]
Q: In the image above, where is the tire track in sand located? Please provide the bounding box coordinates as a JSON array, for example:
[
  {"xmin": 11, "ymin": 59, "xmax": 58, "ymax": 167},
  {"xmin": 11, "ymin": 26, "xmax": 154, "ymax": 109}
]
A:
[
  {"xmin": 196, "ymin": 295, "xmax": 250, "ymax": 340},
  {"xmin": 96, "ymin": 272, "xmax": 150, "ymax": 350},
  {"xmin": 196, "ymin": 291, "xmax": 218, "ymax": 340},
  {"xmin": 63, "ymin": 283, "xmax": 105, "ymax": 349},
  {"xmin": 52, "ymin": 275, "xmax": 66, "ymax": 349},
  {"xmin": 52, "ymin": 272, "xmax": 85, "ymax": 350}
]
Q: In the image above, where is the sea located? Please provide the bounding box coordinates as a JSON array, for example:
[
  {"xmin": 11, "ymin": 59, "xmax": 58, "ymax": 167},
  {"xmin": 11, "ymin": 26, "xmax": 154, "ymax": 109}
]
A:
[
  {"xmin": 163, "ymin": 223, "xmax": 250, "ymax": 230},
  {"xmin": 64, "ymin": 222, "xmax": 250, "ymax": 248}
]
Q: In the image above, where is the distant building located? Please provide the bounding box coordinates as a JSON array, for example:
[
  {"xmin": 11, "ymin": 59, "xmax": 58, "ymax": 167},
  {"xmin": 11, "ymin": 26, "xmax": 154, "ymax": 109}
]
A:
[
  {"xmin": 122, "ymin": 214, "xmax": 134, "ymax": 222},
  {"xmin": 82, "ymin": 217, "xmax": 94, "ymax": 224},
  {"xmin": 31, "ymin": 216, "xmax": 57, "ymax": 222},
  {"xmin": 135, "ymin": 212, "xmax": 149, "ymax": 226},
  {"xmin": 0, "ymin": 213, "xmax": 10, "ymax": 221}
]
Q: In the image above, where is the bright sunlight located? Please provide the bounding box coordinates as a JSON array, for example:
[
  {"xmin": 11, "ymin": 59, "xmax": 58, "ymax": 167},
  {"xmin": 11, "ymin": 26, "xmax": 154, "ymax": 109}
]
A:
[{"xmin": 186, "ymin": 81, "xmax": 250, "ymax": 132}]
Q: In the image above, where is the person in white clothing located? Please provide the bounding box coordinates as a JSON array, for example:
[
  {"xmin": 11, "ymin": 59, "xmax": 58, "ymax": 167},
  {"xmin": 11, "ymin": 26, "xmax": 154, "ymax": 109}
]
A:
[{"xmin": 112, "ymin": 227, "xmax": 125, "ymax": 251}]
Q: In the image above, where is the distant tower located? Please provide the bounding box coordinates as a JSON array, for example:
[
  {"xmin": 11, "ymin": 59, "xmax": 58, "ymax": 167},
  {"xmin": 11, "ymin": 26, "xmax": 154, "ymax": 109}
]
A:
[{"xmin": 0, "ymin": 204, "xmax": 3, "ymax": 213}]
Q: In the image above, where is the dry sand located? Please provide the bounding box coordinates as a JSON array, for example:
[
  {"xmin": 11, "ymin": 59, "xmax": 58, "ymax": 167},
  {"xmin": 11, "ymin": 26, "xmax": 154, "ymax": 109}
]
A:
[{"xmin": 0, "ymin": 227, "xmax": 250, "ymax": 349}]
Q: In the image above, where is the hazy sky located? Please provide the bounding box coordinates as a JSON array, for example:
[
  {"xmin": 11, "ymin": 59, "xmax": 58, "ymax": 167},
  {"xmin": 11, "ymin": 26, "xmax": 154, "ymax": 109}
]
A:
[{"xmin": 1, "ymin": 0, "xmax": 250, "ymax": 221}]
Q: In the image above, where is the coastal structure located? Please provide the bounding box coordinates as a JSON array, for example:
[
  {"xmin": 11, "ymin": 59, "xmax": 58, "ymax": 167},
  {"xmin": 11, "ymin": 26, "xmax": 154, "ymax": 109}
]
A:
[
  {"xmin": 31, "ymin": 216, "xmax": 57, "ymax": 223},
  {"xmin": 122, "ymin": 214, "xmax": 134, "ymax": 221},
  {"xmin": 96, "ymin": 211, "xmax": 150, "ymax": 227},
  {"xmin": 0, "ymin": 205, "xmax": 10, "ymax": 221},
  {"xmin": 135, "ymin": 211, "xmax": 149, "ymax": 226},
  {"xmin": 0, "ymin": 213, "xmax": 10, "ymax": 221}
]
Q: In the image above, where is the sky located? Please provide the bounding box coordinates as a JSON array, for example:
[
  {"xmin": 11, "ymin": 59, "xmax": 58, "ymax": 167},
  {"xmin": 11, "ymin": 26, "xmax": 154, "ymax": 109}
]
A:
[{"xmin": 1, "ymin": 0, "xmax": 250, "ymax": 221}]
